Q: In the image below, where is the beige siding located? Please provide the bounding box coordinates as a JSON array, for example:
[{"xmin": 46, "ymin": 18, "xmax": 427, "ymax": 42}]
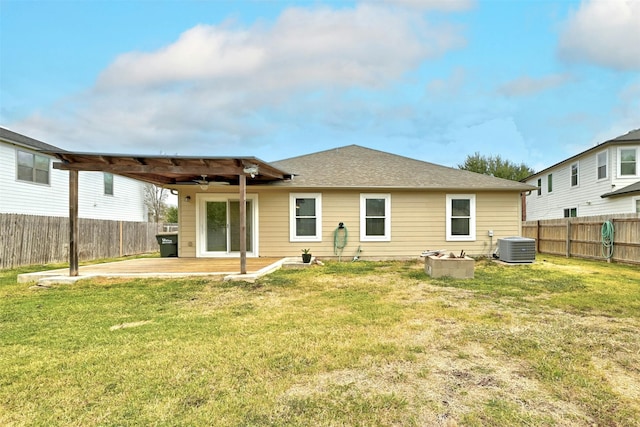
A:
[
  {"xmin": 177, "ymin": 187, "xmax": 523, "ymax": 259},
  {"xmin": 177, "ymin": 187, "xmax": 198, "ymax": 257}
]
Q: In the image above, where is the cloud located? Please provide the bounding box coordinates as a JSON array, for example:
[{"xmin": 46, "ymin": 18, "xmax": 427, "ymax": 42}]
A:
[
  {"xmin": 11, "ymin": 3, "xmax": 467, "ymax": 154},
  {"xmin": 592, "ymin": 78, "xmax": 640, "ymax": 144},
  {"xmin": 497, "ymin": 73, "xmax": 574, "ymax": 97},
  {"xmin": 97, "ymin": 4, "xmax": 464, "ymax": 91},
  {"xmin": 558, "ymin": 0, "xmax": 640, "ymax": 71}
]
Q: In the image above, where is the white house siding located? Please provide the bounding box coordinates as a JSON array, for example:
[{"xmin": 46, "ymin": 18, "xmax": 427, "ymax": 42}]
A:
[
  {"xmin": 0, "ymin": 142, "xmax": 147, "ymax": 221},
  {"xmin": 525, "ymin": 144, "xmax": 640, "ymax": 220},
  {"xmin": 77, "ymin": 172, "xmax": 148, "ymax": 221},
  {"xmin": 0, "ymin": 142, "xmax": 69, "ymax": 217}
]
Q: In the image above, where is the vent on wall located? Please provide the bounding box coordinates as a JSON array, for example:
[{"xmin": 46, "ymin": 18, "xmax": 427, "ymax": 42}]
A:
[{"xmin": 498, "ymin": 237, "xmax": 535, "ymax": 263}]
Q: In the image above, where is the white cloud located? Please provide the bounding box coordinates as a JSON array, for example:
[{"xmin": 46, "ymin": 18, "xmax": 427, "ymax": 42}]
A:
[
  {"xmin": 498, "ymin": 73, "xmax": 574, "ymax": 97},
  {"xmin": 98, "ymin": 4, "xmax": 464, "ymax": 91},
  {"xmin": 558, "ymin": 0, "xmax": 640, "ymax": 71},
  {"xmin": 13, "ymin": 3, "xmax": 467, "ymax": 155},
  {"xmin": 592, "ymin": 78, "xmax": 640, "ymax": 144}
]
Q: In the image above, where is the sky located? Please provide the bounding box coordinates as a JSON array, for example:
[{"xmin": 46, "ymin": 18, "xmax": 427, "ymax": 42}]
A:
[{"xmin": 1, "ymin": 0, "xmax": 639, "ymax": 173}]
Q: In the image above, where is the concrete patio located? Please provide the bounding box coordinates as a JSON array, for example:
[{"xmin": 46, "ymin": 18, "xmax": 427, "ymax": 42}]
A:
[{"xmin": 17, "ymin": 257, "xmax": 307, "ymax": 285}]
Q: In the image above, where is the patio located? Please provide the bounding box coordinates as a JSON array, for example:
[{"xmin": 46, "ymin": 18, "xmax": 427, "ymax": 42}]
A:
[{"xmin": 18, "ymin": 257, "xmax": 294, "ymax": 285}]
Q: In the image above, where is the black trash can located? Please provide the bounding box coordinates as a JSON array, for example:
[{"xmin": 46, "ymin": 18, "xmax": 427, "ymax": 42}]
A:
[{"xmin": 156, "ymin": 233, "xmax": 178, "ymax": 257}]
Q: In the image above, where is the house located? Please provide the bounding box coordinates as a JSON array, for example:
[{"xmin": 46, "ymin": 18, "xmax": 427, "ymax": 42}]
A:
[
  {"xmin": 173, "ymin": 145, "xmax": 534, "ymax": 260},
  {"xmin": 0, "ymin": 127, "xmax": 148, "ymax": 221},
  {"xmin": 46, "ymin": 145, "xmax": 534, "ymax": 265},
  {"xmin": 523, "ymin": 129, "xmax": 640, "ymax": 220}
]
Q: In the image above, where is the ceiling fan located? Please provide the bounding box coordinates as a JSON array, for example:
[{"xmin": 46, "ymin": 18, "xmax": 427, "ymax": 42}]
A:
[{"xmin": 193, "ymin": 175, "xmax": 209, "ymax": 190}]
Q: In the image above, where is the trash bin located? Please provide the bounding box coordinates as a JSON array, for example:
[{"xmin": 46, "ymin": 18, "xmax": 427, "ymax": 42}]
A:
[{"xmin": 156, "ymin": 233, "xmax": 178, "ymax": 257}]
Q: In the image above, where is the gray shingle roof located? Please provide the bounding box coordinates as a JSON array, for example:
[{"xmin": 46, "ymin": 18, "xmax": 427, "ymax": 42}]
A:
[
  {"xmin": 611, "ymin": 128, "xmax": 640, "ymax": 142},
  {"xmin": 0, "ymin": 127, "xmax": 64, "ymax": 152},
  {"xmin": 525, "ymin": 127, "xmax": 640, "ymax": 179},
  {"xmin": 270, "ymin": 145, "xmax": 535, "ymax": 191},
  {"xmin": 601, "ymin": 180, "xmax": 640, "ymax": 198}
]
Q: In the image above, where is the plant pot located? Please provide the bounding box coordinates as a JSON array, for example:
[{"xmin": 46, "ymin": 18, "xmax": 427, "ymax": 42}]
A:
[{"xmin": 302, "ymin": 253, "xmax": 312, "ymax": 263}]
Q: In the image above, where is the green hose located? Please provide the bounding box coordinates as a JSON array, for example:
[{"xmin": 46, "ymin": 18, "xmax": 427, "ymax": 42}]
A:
[
  {"xmin": 601, "ymin": 220, "xmax": 614, "ymax": 260},
  {"xmin": 334, "ymin": 226, "xmax": 348, "ymax": 260}
]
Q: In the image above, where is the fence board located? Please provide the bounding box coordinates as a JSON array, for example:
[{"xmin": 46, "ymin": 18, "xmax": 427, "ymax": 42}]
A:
[
  {"xmin": 0, "ymin": 214, "xmax": 162, "ymax": 269},
  {"xmin": 523, "ymin": 214, "xmax": 640, "ymax": 264}
]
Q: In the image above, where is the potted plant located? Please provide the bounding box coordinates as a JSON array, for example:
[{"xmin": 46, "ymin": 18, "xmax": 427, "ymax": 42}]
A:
[{"xmin": 301, "ymin": 248, "xmax": 312, "ymax": 263}]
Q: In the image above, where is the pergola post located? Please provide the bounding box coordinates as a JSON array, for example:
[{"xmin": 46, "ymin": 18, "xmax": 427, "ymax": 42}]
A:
[
  {"xmin": 239, "ymin": 173, "xmax": 247, "ymax": 274},
  {"xmin": 69, "ymin": 170, "xmax": 79, "ymax": 276}
]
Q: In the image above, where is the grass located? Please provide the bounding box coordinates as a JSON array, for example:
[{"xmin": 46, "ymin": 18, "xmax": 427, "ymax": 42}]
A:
[{"xmin": 1, "ymin": 255, "xmax": 639, "ymax": 426}]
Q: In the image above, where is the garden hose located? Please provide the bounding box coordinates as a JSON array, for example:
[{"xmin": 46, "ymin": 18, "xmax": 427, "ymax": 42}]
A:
[
  {"xmin": 601, "ymin": 220, "xmax": 614, "ymax": 260},
  {"xmin": 334, "ymin": 225, "xmax": 348, "ymax": 260}
]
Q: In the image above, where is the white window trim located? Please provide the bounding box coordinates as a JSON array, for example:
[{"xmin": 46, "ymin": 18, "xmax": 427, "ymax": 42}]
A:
[
  {"xmin": 360, "ymin": 193, "xmax": 391, "ymax": 242},
  {"xmin": 618, "ymin": 147, "xmax": 639, "ymax": 178},
  {"xmin": 547, "ymin": 174, "xmax": 553, "ymax": 193},
  {"xmin": 570, "ymin": 162, "xmax": 579, "ymax": 187},
  {"xmin": 446, "ymin": 194, "xmax": 476, "ymax": 241},
  {"xmin": 596, "ymin": 150, "xmax": 608, "ymax": 180},
  {"xmin": 633, "ymin": 196, "xmax": 640, "ymax": 214},
  {"xmin": 289, "ymin": 193, "xmax": 322, "ymax": 242}
]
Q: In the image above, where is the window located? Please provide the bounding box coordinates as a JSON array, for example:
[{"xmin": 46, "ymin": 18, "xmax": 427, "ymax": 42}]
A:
[
  {"xmin": 360, "ymin": 194, "xmax": 390, "ymax": 241},
  {"xmin": 570, "ymin": 162, "xmax": 579, "ymax": 187},
  {"xmin": 597, "ymin": 151, "xmax": 608, "ymax": 180},
  {"xmin": 619, "ymin": 148, "xmax": 637, "ymax": 176},
  {"xmin": 446, "ymin": 194, "xmax": 476, "ymax": 241},
  {"xmin": 563, "ymin": 208, "xmax": 577, "ymax": 218},
  {"xmin": 537, "ymin": 178, "xmax": 542, "ymax": 196},
  {"xmin": 635, "ymin": 198, "xmax": 640, "ymax": 214},
  {"xmin": 104, "ymin": 173, "xmax": 114, "ymax": 195},
  {"xmin": 289, "ymin": 193, "xmax": 322, "ymax": 241},
  {"xmin": 547, "ymin": 174, "xmax": 553, "ymax": 193},
  {"xmin": 17, "ymin": 150, "xmax": 50, "ymax": 184}
]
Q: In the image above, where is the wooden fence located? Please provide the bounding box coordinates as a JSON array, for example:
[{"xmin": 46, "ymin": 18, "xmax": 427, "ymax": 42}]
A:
[
  {"xmin": 0, "ymin": 214, "xmax": 162, "ymax": 269},
  {"xmin": 522, "ymin": 214, "xmax": 640, "ymax": 264}
]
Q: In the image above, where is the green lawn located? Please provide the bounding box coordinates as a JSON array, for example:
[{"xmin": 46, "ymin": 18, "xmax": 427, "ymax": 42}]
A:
[{"xmin": 1, "ymin": 256, "xmax": 639, "ymax": 426}]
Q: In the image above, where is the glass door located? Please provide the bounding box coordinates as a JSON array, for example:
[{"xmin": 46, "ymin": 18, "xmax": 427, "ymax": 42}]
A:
[
  {"xmin": 199, "ymin": 196, "xmax": 255, "ymax": 257},
  {"xmin": 205, "ymin": 201, "xmax": 228, "ymax": 252}
]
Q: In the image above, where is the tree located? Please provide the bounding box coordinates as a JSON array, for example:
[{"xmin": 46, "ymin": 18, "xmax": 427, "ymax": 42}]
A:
[
  {"xmin": 165, "ymin": 205, "xmax": 178, "ymax": 224},
  {"xmin": 144, "ymin": 184, "xmax": 168, "ymax": 223},
  {"xmin": 458, "ymin": 152, "xmax": 535, "ymax": 181}
]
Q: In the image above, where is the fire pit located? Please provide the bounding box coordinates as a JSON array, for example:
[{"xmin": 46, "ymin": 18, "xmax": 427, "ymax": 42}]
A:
[{"xmin": 425, "ymin": 253, "xmax": 474, "ymax": 279}]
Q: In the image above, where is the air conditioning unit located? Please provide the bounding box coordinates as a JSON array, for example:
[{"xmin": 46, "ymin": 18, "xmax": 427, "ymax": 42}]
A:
[{"xmin": 498, "ymin": 237, "xmax": 535, "ymax": 263}]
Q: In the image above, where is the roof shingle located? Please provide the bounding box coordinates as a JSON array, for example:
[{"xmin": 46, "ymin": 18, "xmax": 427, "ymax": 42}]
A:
[
  {"xmin": 271, "ymin": 145, "xmax": 534, "ymax": 191},
  {"xmin": 0, "ymin": 127, "xmax": 64, "ymax": 152}
]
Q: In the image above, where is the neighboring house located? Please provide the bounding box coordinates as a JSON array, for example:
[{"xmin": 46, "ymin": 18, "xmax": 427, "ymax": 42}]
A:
[
  {"xmin": 173, "ymin": 145, "xmax": 534, "ymax": 259},
  {"xmin": 523, "ymin": 129, "xmax": 640, "ymax": 220},
  {"xmin": 0, "ymin": 127, "xmax": 148, "ymax": 221}
]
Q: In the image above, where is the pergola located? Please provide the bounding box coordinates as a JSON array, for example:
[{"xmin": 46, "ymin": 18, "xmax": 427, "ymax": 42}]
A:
[{"xmin": 47, "ymin": 151, "xmax": 291, "ymax": 276}]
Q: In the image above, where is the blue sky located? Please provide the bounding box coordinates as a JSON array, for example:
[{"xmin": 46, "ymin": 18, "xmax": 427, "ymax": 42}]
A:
[{"xmin": 1, "ymin": 0, "xmax": 638, "ymax": 172}]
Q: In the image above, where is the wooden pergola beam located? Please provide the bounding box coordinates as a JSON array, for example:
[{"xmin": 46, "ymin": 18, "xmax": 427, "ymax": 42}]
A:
[
  {"xmin": 47, "ymin": 152, "xmax": 292, "ymax": 278},
  {"xmin": 69, "ymin": 170, "xmax": 79, "ymax": 276},
  {"xmin": 53, "ymin": 163, "xmax": 245, "ymax": 176}
]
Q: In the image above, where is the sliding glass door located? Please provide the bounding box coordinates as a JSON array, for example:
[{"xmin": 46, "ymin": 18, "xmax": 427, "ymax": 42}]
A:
[{"xmin": 198, "ymin": 195, "xmax": 256, "ymax": 257}]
